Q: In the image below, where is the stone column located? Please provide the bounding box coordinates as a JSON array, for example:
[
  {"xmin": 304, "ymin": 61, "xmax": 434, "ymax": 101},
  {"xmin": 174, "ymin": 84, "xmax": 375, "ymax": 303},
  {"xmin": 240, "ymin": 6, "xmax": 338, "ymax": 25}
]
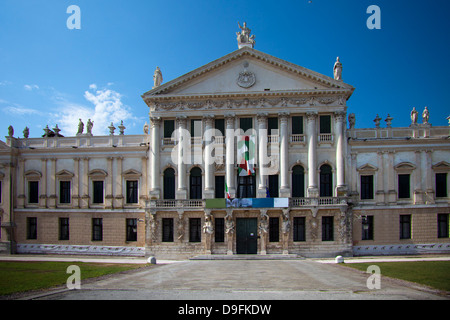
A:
[
  {"xmin": 48, "ymin": 158, "xmax": 56, "ymax": 208},
  {"xmin": 141, "ymin": 156, "xmax": 149, "ymax": 206},
  {"xmin": 335, "ymin": 111, "xmax": 346, "ymax": 196},
  {"xmin": 106, "ymin": 157, "xmax": 113, "ymax": 209},
  {"xmin": 225, "ymin": 114, "xmax": 236, "ymax": 198},
  {"xmin": 376, "ymin": 151, "xmax": 385, "ymax": 205},
  {"xmin": 73, "ymin": 158, "xmax": 80, "ymax": 208},
  {"xmin": 203, "ymin": 115, "xmax": 215, "ymax": 199},
  {"xmin": 306, "ymin": 112, "xmax": 319, "ymax": 197},
  {"xmin": 424, "ymin": 150, "xmax": 435, "ymax": 204},
  {"xmin": 257, "ymin": 113, "xmax": 268, "ymax": 198},
  {"xmin": 386, "ymin": 151, "xmax": 396, "ymax": 204},
  {"xmin": 115, "ymin": 157, "xmax": 123, "ymax": 208},
  {"xmin": 149, "ymin": 117, "xmax": 161, "ymax": 199},
  {"xmin": 279, "ymin": 112, "xmax": 290, "ymax": 197},
  {"xmin": 17, "ymin": 159, "xmax": 25, "ymax": 208},
  {"xmin": 39, "ymin": 158, "xmax": 48, "ymax": 208},
  {"xmin": 413, "ymin": 150, "xmax": 423, "ymax": 204},
  {"xmin": 81, "ymin": 157, "xmax": 89, "ymax": 209},
  {"xmin": 176, "ymin": 116, "xmax": 188, "ymax": 199}
]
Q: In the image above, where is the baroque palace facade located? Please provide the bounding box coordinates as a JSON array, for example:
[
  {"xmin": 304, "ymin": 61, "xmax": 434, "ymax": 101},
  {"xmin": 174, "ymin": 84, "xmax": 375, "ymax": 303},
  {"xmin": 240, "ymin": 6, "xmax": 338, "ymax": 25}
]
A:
[{"xmin": 1, "ymin": 25, "xmax": 449, "ymax": 258}]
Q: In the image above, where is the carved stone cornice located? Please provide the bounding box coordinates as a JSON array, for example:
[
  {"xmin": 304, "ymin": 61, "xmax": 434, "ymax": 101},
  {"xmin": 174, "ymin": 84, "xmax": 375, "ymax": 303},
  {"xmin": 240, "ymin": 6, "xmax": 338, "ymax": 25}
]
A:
[{"xmin": 148, "ymin": 93, "xmax": 348, "ymax": 113}]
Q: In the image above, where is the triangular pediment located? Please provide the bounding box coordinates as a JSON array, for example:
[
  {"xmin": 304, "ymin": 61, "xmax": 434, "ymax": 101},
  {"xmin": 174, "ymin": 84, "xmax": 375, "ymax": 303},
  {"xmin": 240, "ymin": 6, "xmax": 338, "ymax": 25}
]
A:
[
  {"xmin": 357, "ymin": 163, "xmax": 378, "ymax": 172},
  {"xmin": 142, "ymin": 47, "xmax": 354, "ymax": 103}
]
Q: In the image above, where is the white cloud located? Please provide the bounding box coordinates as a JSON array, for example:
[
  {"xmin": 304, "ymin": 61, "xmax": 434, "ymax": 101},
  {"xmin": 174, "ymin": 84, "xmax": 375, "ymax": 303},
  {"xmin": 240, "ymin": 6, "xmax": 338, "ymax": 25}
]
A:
[
  {"xmin": 4, "ymin": 106, "xmax": 41, "ymax": 116},
  {"xmin": 24, "ymin": 84, "xmax": 39, "ymax": 91},
  {"xmin": 51, "ymin": 85, "xmax": 135, "ymax": 136},
  {"xmin": 89, "ymin": 83, "xmax": 97, "ymax": 90}
]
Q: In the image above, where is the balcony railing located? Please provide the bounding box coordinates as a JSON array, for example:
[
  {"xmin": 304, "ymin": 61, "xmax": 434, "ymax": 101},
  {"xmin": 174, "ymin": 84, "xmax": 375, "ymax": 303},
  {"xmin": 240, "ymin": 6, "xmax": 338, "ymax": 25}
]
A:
[
  {"xmin": 149, "ymin": 197, "xmax": 346, "ymax": 209},
  {"xmin": 319, "ymin": 133, "xmax": 333, "ymax": 142},
  {"xmin": 290, "ymin": 134, "xmax": 305, "ymax": 143}
]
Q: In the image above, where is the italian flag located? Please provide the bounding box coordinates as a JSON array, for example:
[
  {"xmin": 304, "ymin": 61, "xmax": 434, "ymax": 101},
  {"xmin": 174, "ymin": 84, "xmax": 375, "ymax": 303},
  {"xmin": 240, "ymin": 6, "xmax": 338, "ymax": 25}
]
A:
[
  {"xmin": 225, "ymin": 182, "xmax": 231, "ymax": 199},
  {"xmin": 238, "ymin": 135, "xmax": 255, "ymax": 176}
]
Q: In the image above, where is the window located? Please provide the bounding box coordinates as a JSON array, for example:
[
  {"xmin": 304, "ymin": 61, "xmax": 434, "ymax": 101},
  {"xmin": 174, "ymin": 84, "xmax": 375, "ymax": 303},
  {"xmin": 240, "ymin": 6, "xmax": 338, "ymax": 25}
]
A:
[
  {"xmin": 361, "ymin": 216, "xmax": 374, "ymax": 240},
  {"xmin": 322, "ymin": 216, "xmax": 334, "ymax": 241},
  {"xmin": 268, "ymin": 175, "xmax": 279, "ymax": 198},
  {"xmin": 240, "ymin": 117, "xmax": 253, "ymax": 133},
  {"xmin": 59, "ymin": 218, "xmax": 69, "ymax": 240},
  {"xmin": 438, "ymin": 214, "xmax": 449, "ymax": 238},
  {"xmin": 319, "ymin": 115, "xmax": 331, "ymax": 134},
  {"xmin": 191, "ymin": 119, "xmax": 202, "ymax": 137},
  {"xmin": 190, "ymin": 167, "xmax": 202, "ymax": 199},
  {"xmin": 59, "ymin": 181, "xmax": 71, "ymax": 204},
  {"xmin": 92, "ymin": 218, "xmax": 103, "ymax": 241},
  {"xmin": 268, "ymin": 117, "xmax": 278, "ymax": 135},
  {"xmin": 292, "ymin": 165, "xmax": 305, "ymax": 197},
  {"xmin": 189, "ymin": 218, "xmax": 201, "ymax": 242},
  {"xmin": 214, "ymin": 119, "xmax": 225, "ymax": 137},
  {"xmin": 28, "ymin": 181, "xmax": 39, "ymax": 204},
  {"xmin": 164, "ymin": 120, "xmax": 175, "ymax": 138},
  {"xmin": 215, "ymin": 218, "xmax": 225, "ymax": 243},
  {"xmin": 126, "ymin": 218, "xmax": 137, "ymax": 242},
  {"xmin": 293, "ymin": 217, "xmax": 305, "ymax": 242},
  {"xmin": 320, "ymin": 164, "xmax": 333, "ymax": 197},
  {"xmin": 126, "ymin": 180, "xmax": 139, "ymax": 204},
  {"xmin": 92, "ymin": 181, "xmax": 104, "ymax": 204},
  {"xmin": 27, "ymin": 217, "xmax": 37, "ymax": 240},
  {"xmin": 400, "ymin": 215, "xmax": 411, "ymax": 239},
  {"xmin": 436, "ymin": 173, "xmax": 447, "ymax": 198},
  {"xmin": 162, "ymin": 218, "xmax": 174, "ymax": 242},
  {"xmin": 292, "ymin": 116, "xmax": 303, "ymax": 135},
  {"xmin": 398, "ymin": 174, "xmax": 410, "ymax": 199},
  {"xmin": 163, "ymin": 168, "xmax": 175, "ymax": 200},
  {"xmin": 215, "ymin": 176, "xmax": 225, "ymax": 199},
  {"xmin": 361, "ymin": 175, "xmax": 374, "ymax": 200},
  {"xmin": 237, "ymin": 175, "xmax": 255, "ymax": 198},
  {"xmin": 269, "ymin": 217, "xmax": 279, "ymax": 242}
]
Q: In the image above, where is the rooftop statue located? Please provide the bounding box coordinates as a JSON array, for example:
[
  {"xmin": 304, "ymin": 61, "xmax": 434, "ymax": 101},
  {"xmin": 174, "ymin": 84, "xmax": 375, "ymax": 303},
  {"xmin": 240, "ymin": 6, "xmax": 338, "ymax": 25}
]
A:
[
  {"xmin": 411, "ymin": 107, "xmax": 418, "ymax": 125},
  {"xmin": 77, "ymin": 119, "xmax": 84, "ymax": 135},
  {"xmin": 237, "ymin": 22, "xmax": 255, "ymax": 48},
  {"xmin": 334, "ymin": 57, "xmax": 342, "ymax": 81},
  {"xmin": 153, "ymin": 66, "xmax": 163, "ymax": 88},
  {"xmin": 422, "ymin": 106, "xmax": 430, "ymax": 124}
]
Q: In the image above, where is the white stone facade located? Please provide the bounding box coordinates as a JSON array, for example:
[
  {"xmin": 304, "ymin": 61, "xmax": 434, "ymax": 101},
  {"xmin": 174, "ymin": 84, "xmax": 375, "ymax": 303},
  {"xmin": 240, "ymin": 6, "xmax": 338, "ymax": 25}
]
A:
[{"xmin": 1, "ymin": 42, "xmax": 449, "ymax": 258}]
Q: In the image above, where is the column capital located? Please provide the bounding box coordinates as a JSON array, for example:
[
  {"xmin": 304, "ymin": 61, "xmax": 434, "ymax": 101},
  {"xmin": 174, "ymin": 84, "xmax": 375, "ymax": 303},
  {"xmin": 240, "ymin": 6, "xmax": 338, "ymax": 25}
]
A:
[
  {"xmin": 306, "ymin": 111, "xmax": 318, "ymax": 121},
  {"xmin": 203, "ymin": 114, "xmax": 215, "ymax": 126},
  {"xmin": 150, "ymin": 116, "xmax": 161, "ymax": 128},
  {"xmin": 225, "ymin": 113, "xmax": 236, "ymax": 126},
  {"xmin": 256, "ymin": 112, "xmax": 268, "ymax": 123},
  {"xmin": 279, "ymin": 111, "xmax": 290, "ymax": 122},
  {"xmin": 334, "ymin": 111, "xmax": 347, "ymax": 121},
  {"xmin": 176, "ymin": 116, "xmax": 187, "ymax": 127}
]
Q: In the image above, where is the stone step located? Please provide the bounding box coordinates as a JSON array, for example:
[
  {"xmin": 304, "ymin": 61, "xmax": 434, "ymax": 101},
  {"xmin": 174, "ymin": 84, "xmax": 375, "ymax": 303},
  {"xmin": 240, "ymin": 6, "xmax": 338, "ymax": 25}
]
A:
[{"xmin": 190, "ymin": 254, "xmax": 304, "ymax": 260}]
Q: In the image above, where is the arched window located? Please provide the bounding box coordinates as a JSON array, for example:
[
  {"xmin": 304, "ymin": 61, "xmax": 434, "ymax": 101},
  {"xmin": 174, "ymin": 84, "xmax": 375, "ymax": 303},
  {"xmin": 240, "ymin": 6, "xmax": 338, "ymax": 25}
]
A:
[
  {"xmin": 190, "ymin": 167, "xmax": 202, "ymax": 199},
  {"xmin": 320, "ymin": 164, "xmax": 333, "ymax": 197},
  {"xmin": 163, "ymin": 168, "xmax": 175, "ymax": 200},
  {"xmin": 292, "ymin": 165, "xmax": 305, "ymax": 197}
]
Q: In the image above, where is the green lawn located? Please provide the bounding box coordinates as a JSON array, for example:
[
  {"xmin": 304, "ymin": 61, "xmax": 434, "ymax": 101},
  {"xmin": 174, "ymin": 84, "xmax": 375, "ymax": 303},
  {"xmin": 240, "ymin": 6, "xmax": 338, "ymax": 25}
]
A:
[
  {"xmin": 344, "ymin": 261, "xmax": 450, "ymax": 292},
  {"xmin": 0, "ymin": 261, "xmax": 149, "ymax": 297}
]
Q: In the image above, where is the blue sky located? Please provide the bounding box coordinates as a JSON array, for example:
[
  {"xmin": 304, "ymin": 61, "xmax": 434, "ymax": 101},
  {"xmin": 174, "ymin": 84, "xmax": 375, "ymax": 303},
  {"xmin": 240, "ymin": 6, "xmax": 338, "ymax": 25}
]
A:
[{"xmin": 1, "ymin": 0, "xmax": 449, "ymax": 137}]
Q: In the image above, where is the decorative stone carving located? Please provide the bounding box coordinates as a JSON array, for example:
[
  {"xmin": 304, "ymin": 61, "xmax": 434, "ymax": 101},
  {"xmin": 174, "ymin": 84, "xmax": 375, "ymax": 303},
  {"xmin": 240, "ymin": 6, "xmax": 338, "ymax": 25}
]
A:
[
  {"xmin": 385, "ymin": 114, "xmax": 393, "ymax": 128},
  {"xmin": 143, "ymin": 122, "xmax": 149, "ymax": 134},
  {"xmin": 8, "ymin": 125, "xmax": 14, "ymax": 137},
  {"xmin": 333, "ymin": 57, "xmax": 342, "ymax": 81},
  {"xmin": 373, "ymin": 114, "xmax": 381, "ymax": 128},
  {"xmin": 153, "ymin": 66, "xmax": 163, "ymax": 88},
  {"xmin": 108, "ymin": 122, "xmax": 116, "ymax": 135},
  {"xmin": 348, "ymin": 113, "xmax": 355, "ymax": 129},
  {"xmin": 237, "ymin": 70, "xmax": 256, "ymax": 88},
  {"xmin": 23, "ymin": 127, "xmax": 29, "ymax": 139},
  {"xmin": 236, "ymin": 22, "xmax": 255, "ymax": 49},
  {"xmin": 118, "ymin": 120, "xmax": 126, "ymax": 135}
]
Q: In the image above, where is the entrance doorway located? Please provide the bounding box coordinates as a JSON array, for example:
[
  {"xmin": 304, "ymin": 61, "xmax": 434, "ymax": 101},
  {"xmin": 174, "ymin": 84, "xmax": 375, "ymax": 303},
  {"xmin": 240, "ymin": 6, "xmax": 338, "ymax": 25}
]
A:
[{"xmin": 236, "ymin": 218, "xmax": 258, "ymax": 254}]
